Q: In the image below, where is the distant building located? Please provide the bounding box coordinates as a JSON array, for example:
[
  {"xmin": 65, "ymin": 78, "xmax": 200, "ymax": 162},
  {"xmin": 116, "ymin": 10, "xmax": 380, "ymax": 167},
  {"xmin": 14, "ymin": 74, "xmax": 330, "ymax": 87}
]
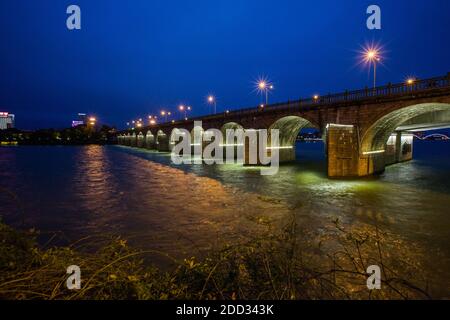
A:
[
  {"xmin": 72, "ymin": 113, "xmax": 87, "ymax": 127},
  {"xmin": 71, "ymin": 120, "xmax": 84, "ymax": 127},
  {"xmin": 0, "ymin": 112, "xmax": 15, "ymax": 130}
]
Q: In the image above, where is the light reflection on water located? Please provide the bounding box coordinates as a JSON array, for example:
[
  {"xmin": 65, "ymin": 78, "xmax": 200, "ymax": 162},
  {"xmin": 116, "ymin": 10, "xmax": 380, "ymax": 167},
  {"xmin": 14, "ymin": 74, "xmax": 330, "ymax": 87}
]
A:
[{"xmin": 0, "ymin": 141, "xmax": 449, "ymax": 291}]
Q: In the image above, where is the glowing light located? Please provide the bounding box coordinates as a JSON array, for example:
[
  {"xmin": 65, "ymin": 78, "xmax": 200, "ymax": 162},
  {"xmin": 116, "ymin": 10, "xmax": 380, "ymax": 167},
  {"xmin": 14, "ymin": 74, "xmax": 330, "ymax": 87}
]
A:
[
  {"xmin": 326, "ymin": 124, "xmax": 354, "ymax": 129},
  {"xmin": 149, "ymin": 119, "xmax": 156, "ymax": 125},
  {"xmin": 363, "ymin": 150, "xmax": 385, "ymax": 155},
  {"xmin": 313, "ymin": 95, "xmax": 319, "ymax": 100},
  {"xmin": 363, "ymin": 48, "xmax": 381, "ymax": 63},
  {"xmin": 161, "ymin": 111, "xmax": 166, "ymax": 116},
  {"xmin": 226, "ymin": 110, "xmax": 230, "ymax": 114},
  {"xmin": 179, "ymin": 105, "xmax": 185, "ymax": 111},
  {"xmin": 266, "ymin": 146, "xmax": 294, "ymax": 150},
  {"xmin": 208, "ymin": 95, "xmax": 215, "ymax": 103},
  {"xmin": 406, "ymin": 78, "xmax": 415, "ymax": 85},
  {"xmin": 258, "ymin": 81, "xmax": 266, "ymax": 90},
  {"xmin": 254, "ymin": 77, "xmax": 273, "ymax": 94},
  {"xmin": 219, "ymin": 144, "xmax": 244, "ymax": 147}
]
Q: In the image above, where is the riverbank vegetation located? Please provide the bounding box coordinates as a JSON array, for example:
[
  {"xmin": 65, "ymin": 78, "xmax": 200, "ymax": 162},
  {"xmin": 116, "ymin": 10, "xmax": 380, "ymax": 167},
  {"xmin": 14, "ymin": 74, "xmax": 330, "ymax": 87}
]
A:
[{"xmin": 0, "ymin": 218, "xmax": 433, "ymax": 300}]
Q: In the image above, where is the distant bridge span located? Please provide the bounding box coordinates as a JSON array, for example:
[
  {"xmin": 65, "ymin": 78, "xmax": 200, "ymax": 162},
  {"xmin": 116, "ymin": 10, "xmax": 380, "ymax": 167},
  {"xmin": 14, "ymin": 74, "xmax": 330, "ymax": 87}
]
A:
[{"xmin": 118, "ymin": 72, "xmax": 450, "ymax": 177}]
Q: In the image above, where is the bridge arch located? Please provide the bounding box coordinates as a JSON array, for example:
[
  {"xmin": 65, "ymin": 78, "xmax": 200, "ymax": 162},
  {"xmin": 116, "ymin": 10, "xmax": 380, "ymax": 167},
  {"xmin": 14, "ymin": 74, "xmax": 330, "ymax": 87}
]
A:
[
  {"xmin": 268, "ymin": 116, "xmax": 317, "ymax": 162},
  {"xmin": 361, "ymin": 102, "xmax": 450, "ymax": 154},
  {"xmin": 220, "ymin": 122, "xmax": 243, "ymax": 135}
]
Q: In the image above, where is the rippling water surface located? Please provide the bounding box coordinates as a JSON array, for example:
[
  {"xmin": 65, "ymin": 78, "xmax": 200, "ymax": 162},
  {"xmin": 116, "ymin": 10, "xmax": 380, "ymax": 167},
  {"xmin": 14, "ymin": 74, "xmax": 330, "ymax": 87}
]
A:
[{"xmin": 0, "ymin": 141, "xmax": 449, "ymax": 294}]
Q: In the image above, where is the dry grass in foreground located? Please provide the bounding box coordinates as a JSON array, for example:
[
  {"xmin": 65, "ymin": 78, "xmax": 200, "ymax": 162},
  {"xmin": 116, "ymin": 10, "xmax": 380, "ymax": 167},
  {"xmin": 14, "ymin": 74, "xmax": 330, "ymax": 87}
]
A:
[{"xmin": 0, "ymin": 217, "xmax": 433, "ymax": 300}]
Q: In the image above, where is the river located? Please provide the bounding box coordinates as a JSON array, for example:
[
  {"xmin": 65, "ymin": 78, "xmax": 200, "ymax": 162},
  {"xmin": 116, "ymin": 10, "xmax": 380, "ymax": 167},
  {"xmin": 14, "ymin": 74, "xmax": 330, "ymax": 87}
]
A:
[{"xmin": 0, "ymin": 141, "xmax": 449, "ymax": 297}]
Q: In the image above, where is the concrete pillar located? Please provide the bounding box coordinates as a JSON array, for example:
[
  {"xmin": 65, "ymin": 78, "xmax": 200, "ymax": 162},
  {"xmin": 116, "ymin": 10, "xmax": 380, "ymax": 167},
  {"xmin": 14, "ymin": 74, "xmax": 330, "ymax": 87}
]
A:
[
  {"xmin": 145, "ymin": 135, "xmax": 156, "ymax": 149},
  {"xmin": 130, "ymin": 134, "xmax": 137, "ymax": 147},
  {"xmin": 384, "ymin": 134, "xmax": 397, "ymax": 165},
  {"xmin": 393, "ymin": 131, "xmax": 401, "ymax": 162},
  {"xmin": 156, "ymin": 135, "xmax": 170, "ymax": 152},
  {"xmin": 396, "ymin": 132, "xmax": 414, "ymax": 162},
  {"xmin": 326, "ymin": 124, "xmax": 360, "ymax": 177},
  {"xmin": 137, "ymin": 134, "xmax": 145, "ymax": 148},
  {"xmin": 278, "ymin": 147, "xmax": 296, "ymax": 163},
  {"xmin": 244, "ymin": 130, "xmax": 262, "ymax": 165}
]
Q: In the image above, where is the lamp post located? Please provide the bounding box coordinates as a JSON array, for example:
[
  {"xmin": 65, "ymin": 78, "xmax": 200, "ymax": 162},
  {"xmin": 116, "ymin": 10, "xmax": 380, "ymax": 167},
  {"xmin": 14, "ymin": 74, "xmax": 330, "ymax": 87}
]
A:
[
  {"xmin": 365, "ymin": 49, "xmax": 381, "ymax": 89},
  {"xmin": 179, "ymin": 105, "xmax": 191, "ymax": 120},
  {"xmin": 207, "ymin": 95, "xmax": 217, "ymax": 114},
  {"xmin": 257, "ymin": 80, "xmax": 274, "ymax": 105},
  {"xmin": 161, "ymin": 110, "xmax": 170, "ymax": 122}
]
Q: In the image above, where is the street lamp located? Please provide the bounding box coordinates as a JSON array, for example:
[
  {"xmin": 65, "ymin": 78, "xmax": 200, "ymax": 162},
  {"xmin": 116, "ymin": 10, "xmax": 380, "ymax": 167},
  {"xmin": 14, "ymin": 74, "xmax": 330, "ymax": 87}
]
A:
[
  {"xmin": 179, "ymin": 105, "xmax": 191, "ymax": 120},
  {"xmin": 364, "ymin": 48, "xmax": 381, "ymax": 89},
  {"xmin": 256, "ymin": 79, "xmax": 274, "ymax": 105},
  {"xmin": 207, "ymin": 95, "xmax": 217, "ymax": 114},
  {"xmin": 161, "ymin": 110, "xmax": 169, "ymax": 122}
]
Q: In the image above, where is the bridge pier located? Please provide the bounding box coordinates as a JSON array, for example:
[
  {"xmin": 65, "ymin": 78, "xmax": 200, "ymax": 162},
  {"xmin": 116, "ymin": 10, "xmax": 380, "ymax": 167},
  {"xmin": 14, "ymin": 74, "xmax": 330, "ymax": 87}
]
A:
[
  {"xmin": 278, "ymin": 147, "xmax": 296, "ymax": 163},
  {"xmin": 130, "ymin": 133, "xmax": 137, "ymax": 147},
  {"xmin": 384, "ymin": 132, "xmax": 414, "ymax": 165},
  {"xmin": 327, "ymin": 125, "xmax": 415, "ymax": 177},
  {"xmin": 326, "ymin": 124, "xmax": 361, "ymax": 177},
  {"xmin": 156, "ymin": 136, "xmax": 170, "ymax": 152},
  {"xmin": 145, "ymin": 135, "xmax": 156, "ymax": 149},
  {"xmin": 137, "ymin": 133, "xmax": 145, "ymax": 148}
]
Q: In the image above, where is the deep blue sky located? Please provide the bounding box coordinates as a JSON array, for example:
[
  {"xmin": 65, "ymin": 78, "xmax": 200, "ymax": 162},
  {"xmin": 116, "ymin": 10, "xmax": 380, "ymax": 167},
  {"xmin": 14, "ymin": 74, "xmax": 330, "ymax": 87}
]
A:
[{"xmin": 1, "ymin": 0, "xmax": 449, "ymax": 129}]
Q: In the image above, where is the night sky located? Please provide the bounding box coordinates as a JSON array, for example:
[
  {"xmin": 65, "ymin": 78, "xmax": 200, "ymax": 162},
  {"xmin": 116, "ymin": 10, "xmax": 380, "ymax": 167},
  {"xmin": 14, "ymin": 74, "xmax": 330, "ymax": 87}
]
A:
[{"xmin": 1, "ymin": 0, "xmax": 449, "ymax": 130}]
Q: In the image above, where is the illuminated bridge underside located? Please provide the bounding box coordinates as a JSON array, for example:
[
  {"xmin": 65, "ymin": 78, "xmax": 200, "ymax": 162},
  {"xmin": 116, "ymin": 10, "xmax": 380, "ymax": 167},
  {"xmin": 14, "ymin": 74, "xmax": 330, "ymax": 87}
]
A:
[
  {"xmin": 118, "ymin": 73, "xmax": 450, "ymax": 178},
  {"xmin": 358, "ymin": 103, "xmax": 450, "ymax": 176},
  {"xmin": 269, "ymin": 116, "xmax": 315, "ymax": 162}
]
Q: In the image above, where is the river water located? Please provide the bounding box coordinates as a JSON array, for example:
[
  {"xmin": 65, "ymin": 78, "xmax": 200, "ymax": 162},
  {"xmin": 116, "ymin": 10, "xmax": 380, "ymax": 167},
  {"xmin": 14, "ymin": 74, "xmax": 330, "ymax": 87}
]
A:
[{"xmin": 0, "ymin": 141, "xmax": 449, "ymax": 296}]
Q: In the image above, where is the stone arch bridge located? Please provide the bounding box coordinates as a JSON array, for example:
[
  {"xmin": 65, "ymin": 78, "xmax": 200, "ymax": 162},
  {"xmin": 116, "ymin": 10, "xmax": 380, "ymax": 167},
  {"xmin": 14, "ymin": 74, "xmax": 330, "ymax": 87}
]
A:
[{"xmin": 118, "ymin": 73, "xmax": 450, "ymax": 178}]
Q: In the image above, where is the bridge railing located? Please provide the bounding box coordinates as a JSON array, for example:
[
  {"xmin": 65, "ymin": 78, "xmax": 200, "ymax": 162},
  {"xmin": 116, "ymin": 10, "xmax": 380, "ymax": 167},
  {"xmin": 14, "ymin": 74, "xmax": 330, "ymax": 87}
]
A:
[
  {"xmin": 133, "ymin": 73, "xmax": 450, "ymax": 129},
  {"xmin": 223, "ymin": 73, "xmax": 450, "ymax": 117}
]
